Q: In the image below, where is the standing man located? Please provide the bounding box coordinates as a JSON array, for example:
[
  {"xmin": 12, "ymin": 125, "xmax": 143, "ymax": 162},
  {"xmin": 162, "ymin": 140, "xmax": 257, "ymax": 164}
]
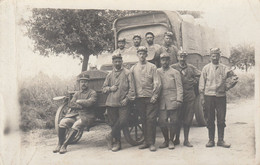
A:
[
  {"xmin": 144, "ymin": 32, "xmax": 161, "ymax": 64},
  {"xmin": 53, "ymin": 74, "xmax": 97, "ymax": 154},
  {"xmin": 127, "ymin": 34, "xmax": 142, "ymax": 52},
  {"xmin": 155, "ymin": 31, "xmax": 179, "ymax": 67},
  {"xmin": 172, "ymin": 51, "xmax": 201, "ymax": 147},
  {"xmin": 113, "ymin": 38, "xmax": 127, "ymax": 55},
  {"xmin": 199, "ymin": 48, "xmax": 238, "ymax": 148},
  {"xmin": 102, "ymin": 53, "xmax": 136, "ymax": 152},
  {"xmin": 130, "ymin": 46, "xmax": 161, "ymax": 151},
  {"xmin": 157, "ymin": 53, "xmax": 183, "ymax": 150}
]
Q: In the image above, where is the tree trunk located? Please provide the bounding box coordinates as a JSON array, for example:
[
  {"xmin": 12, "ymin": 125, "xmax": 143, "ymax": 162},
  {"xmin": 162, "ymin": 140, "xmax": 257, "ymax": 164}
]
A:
[{"xmin": 81, "ymin": 54, "xmax": 90, "ymax": 72}]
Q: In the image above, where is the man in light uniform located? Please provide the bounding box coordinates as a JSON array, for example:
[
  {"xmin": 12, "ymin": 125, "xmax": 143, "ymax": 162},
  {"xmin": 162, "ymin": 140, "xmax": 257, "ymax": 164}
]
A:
[
  {"xmin": 157, "ymin": 53, "xmax": 183, "ymax": 149},
  {"xmin": 171, "ymin": 51, "xmax": 201, "ymax": 147},
  {"xmin": 199, "ymin": 48, "xmax": 238, "ymax": 148},
  {"xmin": 155, "ymin": 31, "xmax": 179, "ymax": 67},
  {"xmin": 130, "ymin": 46, "xmax": 161, "ymax": 151},
  {"xmin": 53, "ymin": 74, "xmax": 97, "ymax": 154},
  {"xmin": 113, "ymin": 38, "xmax": 127, "ymax": 55},
  {"xmin": 144, "ymin": 32, "xmax": 161, "ymax": 65},
  {"xmin": 102, "ymin": 53, "xmax": 136, "ymax": 152}
]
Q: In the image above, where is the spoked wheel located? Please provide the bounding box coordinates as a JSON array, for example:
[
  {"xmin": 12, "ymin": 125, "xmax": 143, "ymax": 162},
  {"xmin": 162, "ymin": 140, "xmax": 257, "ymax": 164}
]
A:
[
  {"xmin": 123, "ymin": 107, "xmax": 144, "ymax": 146},
  {"xmin": 54, "ymin": 101, "xmax": 83, "ymax": 144}
]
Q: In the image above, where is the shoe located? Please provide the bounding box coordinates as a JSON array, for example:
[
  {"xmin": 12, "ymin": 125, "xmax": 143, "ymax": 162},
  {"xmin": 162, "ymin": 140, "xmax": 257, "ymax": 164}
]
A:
[
  {"xmin": 53, "ymin": 145, "xmax": 62, "ymax": 153},
  {"xmin": 183, "ymin": 140, "xmax": 193, "ymax": 147},
  {"xmin": 139, "ymin": 143, "xmax": 149, "ymax": 149},
  {"xmin": 149, "ymin": 145, "xmax": 156, "ymax": 152},
  {"xmin": 112, "ymin": 141, "xmax": 121, "ymax": 152},
  {"xmin": 106, "ymin": 134, "xmax": 113, "ymax": 150},
  {"xmin": 168, "ymin": 141, "xmax": 175, "ymax": 150},
  {"xmin": 206, "ymin": 140, "xmax": 215, "ymax": 147},
  {"xmin": 173, "ymin": 139, "xmax": 180, "ymax": 145},
  {"xmin": 59, "ymin": 145, "xmax": 67, "ymax": 154},
  {"xmin": 159, "ymin": 141, "xmax": 169, "ymax": 148},
  {"xmin": 217, "ymin": 140, "xmax": 231, "ymax": 148}
]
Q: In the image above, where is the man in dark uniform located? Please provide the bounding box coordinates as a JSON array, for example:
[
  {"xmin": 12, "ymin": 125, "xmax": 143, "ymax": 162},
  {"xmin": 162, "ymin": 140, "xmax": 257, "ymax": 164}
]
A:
[
  {"xmin": 171, "ymin": 51, "xmax": 201, "ymax": 147},
  {"xmin": 113, "ymin": 38, "xmax": 127, "ymax": 55},
  {"xmin": 157, "ymin": 53, "xmax": 183, "ymax": 150},
  {"xmin": 102, "ymin": 53, "xmax": 136, "ymax": 152},
  {"xmin": 155, "ymin": 31, "xmax": 179, "ymax": 67},
  {"xmin": 53, "ymin": 74, "xmax": 97, "ymax": 154},
  {"xmin": 127, "ymin": 34, "xmax": 142, "ymax": 52},
  {"xmin": 130, "ymin": 46, "xmax": 161, "ymax": 151},
  {"xmin": 199, "ymin": 48, "xmax": 238, "ymax": 148},
  {"xmin": 144, "ymin": 32, "xmax": 161, "ymax": 64}
]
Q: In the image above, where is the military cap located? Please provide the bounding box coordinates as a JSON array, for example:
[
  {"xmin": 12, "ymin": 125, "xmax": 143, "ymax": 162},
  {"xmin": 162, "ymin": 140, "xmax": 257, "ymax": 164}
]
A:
[
  {"xmin": 145, "ymin": 32, "xmax": 154, "ymax": 37},
  {"xmin": 112, "ymin": 53, "xmax": 122, "ymax": 60},
  {"xmin": 133, "ymin": 34, "xmax": 141, "ymax": 39},
  {"xmin": 78, "ymin": 73, "xmax": 90, "ymax": 81},
  {"xmin": 160, "ymin": 53, "xmax": 170, "ymax": 59},
  {"xmin": 178, "ymin": 50, "xmax": 188, "ymax": 56},
  {"xmin": 137, "ymin": 46, "xmax": 147, "ymax": 53},
  {"xmin": 210, "ymin": 48, "xmax": 221, "ymax": 54},
  {"xmin": 118, "ymin": 38, "xmax": 126, "ymax": 42},
  {"xmin": 164, "ymin": 31, "xmax": 174, "ymax": 38}
]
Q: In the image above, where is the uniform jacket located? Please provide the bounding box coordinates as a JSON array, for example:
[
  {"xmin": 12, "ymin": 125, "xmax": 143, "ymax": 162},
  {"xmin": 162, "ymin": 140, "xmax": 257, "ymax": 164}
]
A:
[
  {"xmin": 66, "ymin": 88, "xmax": 97, "ymax": 118},
  {"xmin": 199, "ymin": 63, "xmax": 237, "ymax": 97},
  {"xmin": 102, "ymin": 67, "xmax": 136, "ymax": 107},
  {"xmin": 157, "ymin": 67, "xmax": 183, "ymax": 110},
  {"xmin": 155, "ymin": 43, "xmax": 178, "ymax": 67},
  {"xmin": 171, "ymin": 63, "xmax": 201, "ymax": 101},
  {"xmin": 145, "ymin": 43, "xmax": 161, "ymax": 63},
  {"xmin": 130, "ymin": 61, "xmax": 161, "ymax": 99}
]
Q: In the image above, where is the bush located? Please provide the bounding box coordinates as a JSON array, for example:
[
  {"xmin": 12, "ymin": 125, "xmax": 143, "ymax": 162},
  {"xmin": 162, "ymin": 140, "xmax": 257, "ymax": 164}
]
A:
[
  {"xmin": 227, "ymin": 71, "xmax": 254, "ymax": 102},
  {"xmin": 19, "ymin": 72, "xmax": 76, "ymax": 131}
]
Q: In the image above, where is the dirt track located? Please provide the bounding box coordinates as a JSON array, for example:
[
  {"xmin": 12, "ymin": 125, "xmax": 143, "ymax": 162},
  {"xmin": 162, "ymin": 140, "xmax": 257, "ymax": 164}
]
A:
[{"xmin": 20, "ymin": 99, "xmax": 256, "ymax": 165}]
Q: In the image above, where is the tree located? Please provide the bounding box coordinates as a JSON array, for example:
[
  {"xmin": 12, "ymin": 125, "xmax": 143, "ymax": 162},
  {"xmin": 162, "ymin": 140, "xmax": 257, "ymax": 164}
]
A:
[
  {"xmin": 230, "ymin": 44, "xmax": 255, "ymax": 71},
  {"xmin": 23, "ymin": 9, "xmax": 151, "ymax": 71}
]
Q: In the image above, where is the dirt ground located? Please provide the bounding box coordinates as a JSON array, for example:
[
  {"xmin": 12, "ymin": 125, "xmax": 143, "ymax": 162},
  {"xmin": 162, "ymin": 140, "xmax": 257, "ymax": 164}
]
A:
[{"xmin": 19, "ymin": 98, "xmax": 256, "ymax": 165}]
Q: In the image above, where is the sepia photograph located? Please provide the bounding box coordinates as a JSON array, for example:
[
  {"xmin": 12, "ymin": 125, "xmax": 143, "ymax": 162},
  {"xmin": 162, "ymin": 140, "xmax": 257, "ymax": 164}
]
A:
[{"xmin": 0, "ymin": 0, "xmax": 259, "ymax": 164}]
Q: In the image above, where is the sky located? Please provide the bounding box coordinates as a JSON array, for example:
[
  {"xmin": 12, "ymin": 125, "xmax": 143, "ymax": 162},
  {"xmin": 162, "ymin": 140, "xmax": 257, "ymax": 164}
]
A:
[{"xmin": 16, "ymin": 0, "xmax": 260, "ymax": 79}]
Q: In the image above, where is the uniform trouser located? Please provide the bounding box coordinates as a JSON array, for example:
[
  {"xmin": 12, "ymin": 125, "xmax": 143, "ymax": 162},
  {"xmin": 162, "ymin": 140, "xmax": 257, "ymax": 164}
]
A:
[
  {"xmin": 59, "ymin": 114, "xmax": 95, "ymax": 131},
  {"xmin": 204, "ymin": 96, "xmax": 226, "ymax": 129},
  {"xmin": 135, "ymin": 97, "xmax": 158, "ymax": 146},
  {"xmin": 107, "ymin": 106, "xmax": 129, "ymax": 141},
  {"xmin": 180, "ymin": 99, "xmax": 195, "ymax": 126}
]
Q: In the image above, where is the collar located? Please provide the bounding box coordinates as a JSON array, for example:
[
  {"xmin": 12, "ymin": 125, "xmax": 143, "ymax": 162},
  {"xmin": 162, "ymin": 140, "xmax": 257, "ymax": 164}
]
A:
[
  {"xmin": 138, "ymin": 60, "xmax": 147, "ymax": 65},
  {"xmin": 80, "ymin": 88, "xmax": 89, "ymax": 93},
  {"xmin": 113, "ymin": 66, "xmax": 123, "ymax": 72},
  {"xmin": 178, "ymin": 62, "xmax": 187, "ymax": 69},
  {"xmin": 162, "ymin": 67, "xmax": 170, "ymax": 71}
]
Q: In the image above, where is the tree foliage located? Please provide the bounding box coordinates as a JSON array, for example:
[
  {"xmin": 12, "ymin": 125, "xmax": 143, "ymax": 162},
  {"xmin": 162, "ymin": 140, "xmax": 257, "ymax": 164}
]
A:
[
  {"xmin": 23, "ymin": 9, "xmax": 151, "ymax": 71},
  {"xmin": 23, "ymin": 9, "xmax": 202, "ymax": 71},
  {"xmin": 230, "ymin": 44, "xmax": 255, "ymax": 71}
]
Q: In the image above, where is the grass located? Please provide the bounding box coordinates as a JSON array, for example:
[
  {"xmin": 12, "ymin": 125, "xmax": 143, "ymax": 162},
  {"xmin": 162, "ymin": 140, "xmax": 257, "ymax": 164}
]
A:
[{"xmin": 19, "ymin": 70, "xmax": 254, "ymax": 131}]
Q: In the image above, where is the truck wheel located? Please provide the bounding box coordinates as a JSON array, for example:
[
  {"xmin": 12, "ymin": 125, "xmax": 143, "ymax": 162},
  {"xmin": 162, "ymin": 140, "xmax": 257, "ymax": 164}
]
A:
[
  {"xmin": 194, "ymin": 95, "xmax": 207, "ymax": 126},
  {"xmin": 55, "ymin": 101, "xmax": 83, "ymax": 144},
  {"xmin": 123, "ymin": 111, "xmax": 144, "ymax": 146}
]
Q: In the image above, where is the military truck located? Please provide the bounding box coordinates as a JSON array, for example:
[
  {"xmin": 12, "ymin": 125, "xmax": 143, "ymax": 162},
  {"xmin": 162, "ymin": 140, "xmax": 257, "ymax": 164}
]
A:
[{"xmin": 54, "ymin": 11, "xmax": 231, "ymax": 145}]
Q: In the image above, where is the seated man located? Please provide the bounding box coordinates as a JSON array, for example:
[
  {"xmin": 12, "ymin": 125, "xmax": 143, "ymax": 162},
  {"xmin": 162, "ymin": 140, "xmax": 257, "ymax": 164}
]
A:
[{"xmin": 53, "ymin": 74, "xmax": 97, "ymax": 154}]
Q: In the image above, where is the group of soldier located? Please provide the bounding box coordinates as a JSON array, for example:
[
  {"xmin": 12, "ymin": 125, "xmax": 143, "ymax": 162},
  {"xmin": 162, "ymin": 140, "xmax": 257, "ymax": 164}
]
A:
[{"xmin": 53, "ymin": 31, "xmax": 238, "ymax": 154}]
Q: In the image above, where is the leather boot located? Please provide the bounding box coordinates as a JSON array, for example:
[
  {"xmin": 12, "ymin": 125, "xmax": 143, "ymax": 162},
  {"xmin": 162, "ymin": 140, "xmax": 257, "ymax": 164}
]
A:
[
  {"xmin": 106, "ymin": 132, "xmax": 113, "ymax": 150},
  {"xmin": 217, "ymin": 127, "xmax": 231, "ymax": 148},
  {"xmin": 206, "ymin": 127, "xmax": 215, "ymax": 147},
  {"xmin": 183, "ymin": 125, "xmax": 193, "ymax": 147},
  {"xmin": 53, "ymin": 128, "xmax": 66, "ymax": 153},
  {"xmin": 174, "ymin": 126, "xmax": 181, "ymax": 145},
  {"xmin": 159, "ymin": 127, "xmax": 169, "ymax": 148},
  {"xmin": 112, "ymin": 140, "xmax": 121, "ymax": 152},
  {"xmin": 59, "ymin": 129, "xmax": 78, "ymax": 154}
]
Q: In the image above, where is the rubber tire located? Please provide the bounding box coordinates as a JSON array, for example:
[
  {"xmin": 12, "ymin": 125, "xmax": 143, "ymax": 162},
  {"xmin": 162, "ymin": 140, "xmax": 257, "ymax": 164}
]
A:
[
  {"xmin": 194, "ymin": 95, "xmax": 207, "ymax": 126},
  {"xmin": 123, "ymin": 111, "xmax": 144, "ymax": 146},
  {"xmin": 54, "ymin": 101, "xmax": 83, "ymax": 144}
]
